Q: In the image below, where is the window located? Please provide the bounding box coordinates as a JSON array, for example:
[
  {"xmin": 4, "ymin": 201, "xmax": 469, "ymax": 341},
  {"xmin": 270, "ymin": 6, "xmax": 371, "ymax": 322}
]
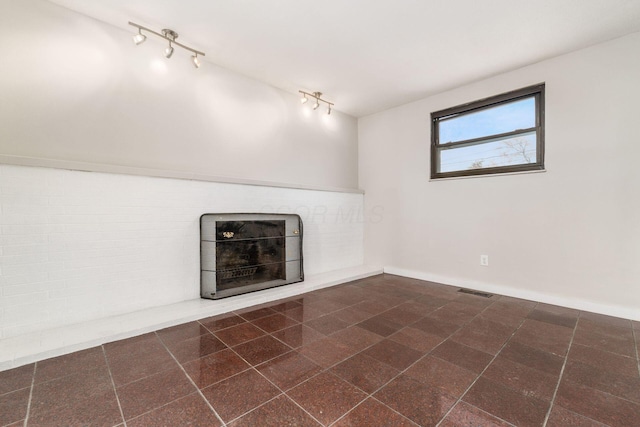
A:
[{"xmin": 430, "ymin": 84, "xmax": 545, "ymax": 179}]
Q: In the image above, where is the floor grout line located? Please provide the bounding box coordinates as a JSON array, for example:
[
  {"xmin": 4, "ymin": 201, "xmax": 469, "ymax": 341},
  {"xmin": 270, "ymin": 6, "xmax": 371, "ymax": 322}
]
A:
[
  {"xmin": 632, "ymin": 323, "xmax": 640, "ymax": 378},
  {"xmin": 101, "ymin": 346, "xmax": 127, "ymax": 427},
  {"xmin": 21, "ymin": 362, "xmax": 37, "ymax": 427},
  {"xmin": 541, "ymin": 310, "xmax": 581, "ymax": 427}
]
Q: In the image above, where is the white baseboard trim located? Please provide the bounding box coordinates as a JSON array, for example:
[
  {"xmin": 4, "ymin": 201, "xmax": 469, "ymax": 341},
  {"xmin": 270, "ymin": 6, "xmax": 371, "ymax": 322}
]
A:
[
  {"xmin": 383, "ymin": 266, "xmax": 640, "ymax": 322},
  {"xmin": 0, "ymin": 265, "xmax": 383, "ymax": 371}
]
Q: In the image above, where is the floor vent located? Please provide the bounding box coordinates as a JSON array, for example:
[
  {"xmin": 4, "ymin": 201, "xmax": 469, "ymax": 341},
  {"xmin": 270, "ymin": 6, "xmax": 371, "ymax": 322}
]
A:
[{"xmin": 457, "ymin": 288, "xmax": 494, "ymax": 298}]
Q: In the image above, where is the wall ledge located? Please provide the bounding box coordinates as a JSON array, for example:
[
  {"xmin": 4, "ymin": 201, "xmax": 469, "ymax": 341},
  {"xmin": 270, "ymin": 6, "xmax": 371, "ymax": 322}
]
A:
[
  {"xmin": 0, "ymin": 265, "xmax": 382, "ymax": 371},
  {"xmin": 0, "ymin": 154, "xmax": 364, "ymax": 194}
]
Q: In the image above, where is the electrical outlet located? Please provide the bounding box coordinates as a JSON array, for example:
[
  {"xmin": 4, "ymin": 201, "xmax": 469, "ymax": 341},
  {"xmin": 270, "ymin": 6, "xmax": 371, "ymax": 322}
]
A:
[{"xmin": 480, "ymin": 255, "xmax": 489, "ymax": 266}]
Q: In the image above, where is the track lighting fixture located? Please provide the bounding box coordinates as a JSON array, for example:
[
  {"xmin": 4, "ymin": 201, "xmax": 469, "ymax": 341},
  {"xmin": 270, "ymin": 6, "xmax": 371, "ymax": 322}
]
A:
[
  {"xmin": 129, "ymin": 22, "xmax": 205, "ymax": 67},
  {"xmin": 299, "ymin": 91, "xmax": 334, "ymax": 115}
]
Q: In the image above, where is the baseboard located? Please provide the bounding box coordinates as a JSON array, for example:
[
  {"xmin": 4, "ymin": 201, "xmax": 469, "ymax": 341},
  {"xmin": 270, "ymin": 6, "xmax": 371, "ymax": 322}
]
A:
[{"xmin": 383, "ymin": 266, "xmax": 640, "ymax": 322}]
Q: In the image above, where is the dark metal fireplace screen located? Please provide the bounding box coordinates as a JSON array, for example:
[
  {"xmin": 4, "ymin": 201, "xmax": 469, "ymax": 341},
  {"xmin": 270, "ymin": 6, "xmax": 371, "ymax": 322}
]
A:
[{"xmin": 200, "ymin": 213, "xmax": 303, "ymax": 299}]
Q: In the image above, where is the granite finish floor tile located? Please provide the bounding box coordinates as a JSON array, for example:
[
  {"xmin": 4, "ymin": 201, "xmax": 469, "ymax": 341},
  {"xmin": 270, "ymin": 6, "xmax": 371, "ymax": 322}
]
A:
[
  {"xmin": 330, "ymin": 353, "xmax": 400, "ymax": 394},
  {"xmin": 231, "ymin": 335, "xmax": 291, "ymax": 366},
  {"xmin": 199, "ymin": 313, "xmax": 247, "ymax": 332},
  {"xmin": 3, "ymin": 274, "xmax": 639, "ymax": 426},
  {"xmin": 271, "ymin": 324, "xmax": 325, "ymax": 348},
  {"xmin": 555, "ymin": 379, "xmax": 640, "ymax": 426},
  {"xmin": 388, "ymin": 326, "xmax": 444, "ymax": 353},
  {"xmin": 116, "ymin": 367, "xmax": 196, "ymax": 420},
  {"xmin": 305, "ymin": 313, "xmax": 351, "ymax": 335},
  {"xmin": 374, "ymin": 374, "xmax": 457, "ymax": 427},
  {"xmin": 439, "ymin": 401, "xmax": 515, "ymax": 427},
  {"xmin": 333, "ymin": 397, "xmax": 419, "ymax": 427},
  {"xmin": 0, "ymin": 388, "xmax": 30, "ymax": 426},
  {"xmin": 482, "ymin": 356, "xmax": 558, "ymax": 401},
  {"xmin": 288, "ymin": 371, "xmax": 367, "ymax": 425},
  {"xmin": 0, "ymin": 364, "xmax": 34, "ymax": 395},
  {"xmin": 527, "ymin": 308, "xmax": 578, "ymax": 329},
  {"xmin": 404, "ymin": 355, "xmax": 477, "ymax": 398},
  {"xmin": 182, "ymin": 348, "xmax": 251, "ymax": 389},
  {"xmin": 431, "ymin": 339, "xmax": 494, "ymax": 374},
  {"xmin": 463, "ymin": 377, "xmax": 550, "ymax": 427},
  {"xmin": 298, "ymin": 336, "xmax": 359, "ymax": 368},
  {"xmin": 126, "ymin": 393, "xmax": 222, "ymax": 427},
  {"xmin": 228, "ymin": 395, "xmax": 321, "ymax": 427},
  {"xmin": 250, "ymin": 313, "xmax": 299, "ymax": 333},
  {"xmin": 168, "ymin": 333, "xmax": 228, "ymax": 364},
  {"xmin": 256, "ymin": 351, "xmax": 322, "ymax": 391},
  {"xmin": 156, "ymin": 321, "xmax": 210, "ymax": 346},
  {"xmin": 201, "ymin": 369, "xmax": 280, "ymax": 423},
  {"xmin": 546, "ymin": 404, "xmax": 606, "ymax": 427},
  {"xmin": 213, "ymin": 322, "xmax": 265, "ymax": 347},
  {"xmin": 356, "ymin": 314, "xmax": 404, "ymax": 337},
  {"xmin": 362, "ymin": 339, "xmax": 423, "ymax": 370}
]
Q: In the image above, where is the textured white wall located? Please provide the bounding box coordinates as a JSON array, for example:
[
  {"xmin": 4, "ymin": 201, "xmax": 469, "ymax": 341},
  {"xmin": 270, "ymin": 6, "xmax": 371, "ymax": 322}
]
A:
[
  {"xmin": 0, "ymin": 0, "xmax": 358, "ymax": 190},
  {"xmin": 359, "ymin": 33, "xmax": 640, "ymax": 320},
  {"xmin": 0, "ymin": 164, "xmax": 364, "ymax": 339}
]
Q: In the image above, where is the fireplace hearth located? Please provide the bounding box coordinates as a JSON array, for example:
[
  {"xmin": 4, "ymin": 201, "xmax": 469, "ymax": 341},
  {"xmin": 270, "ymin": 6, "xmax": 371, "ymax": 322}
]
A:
[{"xmin": 200, "ymin": 213, "xmax": 303, "ymax": 299}]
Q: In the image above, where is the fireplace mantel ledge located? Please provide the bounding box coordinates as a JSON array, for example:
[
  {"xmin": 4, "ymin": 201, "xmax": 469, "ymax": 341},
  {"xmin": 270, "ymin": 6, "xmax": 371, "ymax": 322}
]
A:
[{"xmin": 0, "ymin": 265, "xmax": 382, "ymax": 371}]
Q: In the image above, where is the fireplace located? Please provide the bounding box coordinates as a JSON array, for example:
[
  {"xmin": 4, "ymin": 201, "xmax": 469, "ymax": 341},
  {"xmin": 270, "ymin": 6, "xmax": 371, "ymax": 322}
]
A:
[{"xmin": 200, "ymin": 213, "xmax": 303, "ymax": 299}]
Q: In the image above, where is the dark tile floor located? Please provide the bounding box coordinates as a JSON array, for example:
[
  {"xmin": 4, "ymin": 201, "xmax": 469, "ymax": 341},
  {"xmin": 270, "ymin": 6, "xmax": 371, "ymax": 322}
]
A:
[{"xmin": 2, "ymin": 274, "xmax": 639, "ymax": 426}]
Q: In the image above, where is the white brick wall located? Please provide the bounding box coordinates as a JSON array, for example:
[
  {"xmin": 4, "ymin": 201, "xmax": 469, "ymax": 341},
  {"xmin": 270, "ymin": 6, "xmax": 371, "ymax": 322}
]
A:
[{"xmin": 0, "ymin": 165, "xmax": 364, "ymax": 339}]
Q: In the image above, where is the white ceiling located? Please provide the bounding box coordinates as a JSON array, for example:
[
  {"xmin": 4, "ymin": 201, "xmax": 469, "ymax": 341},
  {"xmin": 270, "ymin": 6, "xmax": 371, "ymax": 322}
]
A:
[{"xmin": 47, "ymin": 0, "xmax": 640, "ymax": 117}]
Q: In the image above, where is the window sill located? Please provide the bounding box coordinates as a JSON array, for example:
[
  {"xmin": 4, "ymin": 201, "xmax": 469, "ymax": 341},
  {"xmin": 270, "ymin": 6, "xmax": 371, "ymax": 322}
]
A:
[{"xmin": 429, "ymin": 168, "xmax": 547, "ymax": 182}]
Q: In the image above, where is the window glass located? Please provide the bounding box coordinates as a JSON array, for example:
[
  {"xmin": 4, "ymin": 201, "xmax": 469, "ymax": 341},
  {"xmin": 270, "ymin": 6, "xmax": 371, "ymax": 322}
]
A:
[
  {"xmin": 438, "ymin": 131, "xmax": 536, "ymax": 173},
  {"xmin": 439, "ymin": 98, "xmax": 535, "ymax": 143}
]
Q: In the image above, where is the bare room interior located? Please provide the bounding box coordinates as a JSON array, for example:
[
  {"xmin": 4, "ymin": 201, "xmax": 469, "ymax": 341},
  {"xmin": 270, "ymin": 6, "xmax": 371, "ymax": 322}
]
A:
[{"xmin": 1, "ymin": 0, "xmax": 639, "ymax": 426}]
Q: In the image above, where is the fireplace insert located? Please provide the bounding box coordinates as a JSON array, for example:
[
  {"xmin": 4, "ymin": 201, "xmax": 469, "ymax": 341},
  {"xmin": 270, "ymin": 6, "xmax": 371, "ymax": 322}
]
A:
[{"xmin": 200, "ymin": 213, "xmax": 303, "ymax": 299}]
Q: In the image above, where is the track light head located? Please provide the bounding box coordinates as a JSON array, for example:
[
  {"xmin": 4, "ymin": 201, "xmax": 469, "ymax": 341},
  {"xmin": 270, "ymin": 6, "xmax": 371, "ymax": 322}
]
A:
[
  {"xmin": 300, "ymin": 94, "xmax": 308, "ymax": 104},
  {"xmin": 132, "ymin": 28, "xmax": 146, "ymax": 45},
  {"xmin": 312, "ymin": 92, "xmax": 322, "ymax": 109},
  {"xmin": 192, "ymin": 54, "xmax": 201, "ymax": 68},
  {"xmin": 164, "ymin": 42, "xmax": 174, "ymax": 58},
  {"xmin": 327, "ymin": 105, "xmax": 332, "ymax": 115}
]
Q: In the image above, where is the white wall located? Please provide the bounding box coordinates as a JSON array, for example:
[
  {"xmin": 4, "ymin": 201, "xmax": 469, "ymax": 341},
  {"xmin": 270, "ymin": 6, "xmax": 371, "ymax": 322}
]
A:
[
  {"xmin": 359, "ymin": 33, "xmax": 640, "ymax": 320},
  {"xmin": 0, "ymin": 164, "xmax": 364, "ymax": 339},
  {"xmin": 0, "ymin": 0, "xmax": 365, "ymax": 340},
  {"xmin": 0, "ymin": 0, "xmax": 358, "ymax": 190}
]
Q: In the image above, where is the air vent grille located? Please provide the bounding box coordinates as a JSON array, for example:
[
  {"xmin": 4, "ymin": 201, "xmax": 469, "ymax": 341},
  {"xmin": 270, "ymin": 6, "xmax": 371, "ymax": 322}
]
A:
[{"xmin": 457, "ymin": 288, "xmax": 494, "ymax": 298}]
